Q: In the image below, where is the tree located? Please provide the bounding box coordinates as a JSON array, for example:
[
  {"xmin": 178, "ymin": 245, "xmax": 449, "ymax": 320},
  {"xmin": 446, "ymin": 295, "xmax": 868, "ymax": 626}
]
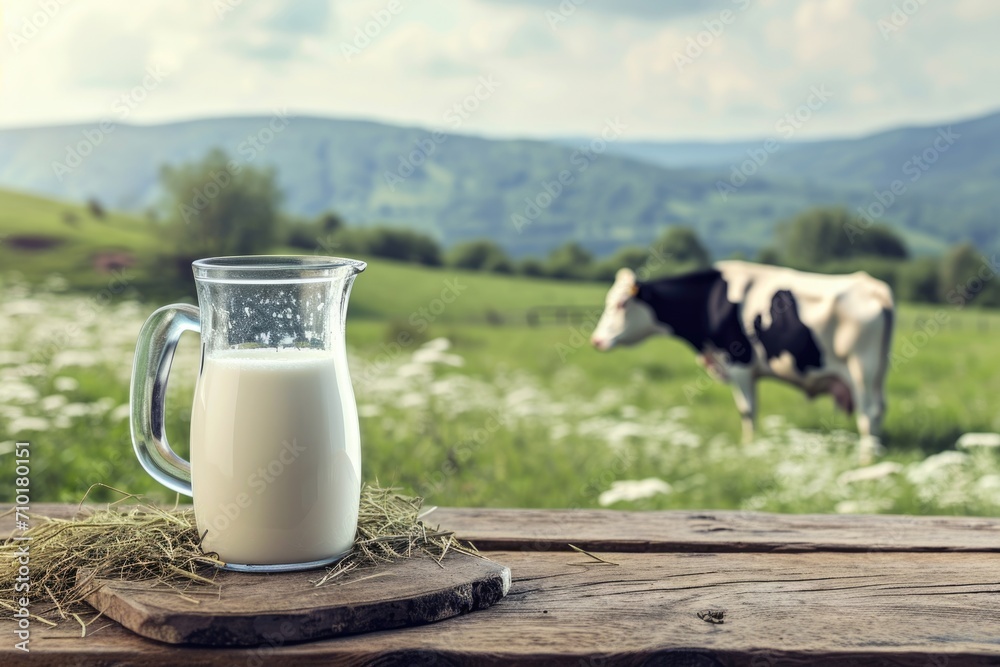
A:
[
  {"xmin": 779, "ymin": 207, "xmax": 909, "ymax": 265},
  {"xmin": 779, "ymin": 207, "xmax": 856, "ymax": 265},
  {"xmin": 755, "ymin": 247, "xmax": 782, "ymax": 265},
  {"xmin": 896, "ymin": 257, "xmax": 940, "ymax": 304},
  {"xmin": 939, "ymin": 243, "xmax": 1000, "ymax": 307},
  {"xmin": 318, "ymin": 211, "xmax": 344, "ymax": 235},
  {"xmin": 593, "ymin": 245, "xmax": 657, "ymax": 283},
  {"xmin": 360, "ymin": 227, "xmax": 443, "ymax": 266},
  {"xmin": 161, "ymin": 149, "xmax": 280, "ymax": 257},
  {"xmin": 518, "ymin": 258, "xmax": 546, "ymax": 277},
  {"xmin": 87, "ymin": 198, "xmax": 106, "ymax": 219},
  {"xmin": 609, "ymin": 245, "xmax": 652, "ymax": 272},
  {"xmin": 284, "ymin": 216, "xmax": 319, "ymax": 250},
  {"xmin": 546, "ymin": 242, "xmax": 593, "ymax": 280},
  {"xmin": 447, "ymin": 240, "xmax": 514, "ymax": 273},
  {"xmin": 285, "ymin": 211, "xmax": 348, "ymax": 251},
  {"xmin": 655, "ymin": 226, "xmax": 710, "ymax": 267},
  {"xmin": 855, "ymin": 224, "xmax": 909, "ymax": 259}
]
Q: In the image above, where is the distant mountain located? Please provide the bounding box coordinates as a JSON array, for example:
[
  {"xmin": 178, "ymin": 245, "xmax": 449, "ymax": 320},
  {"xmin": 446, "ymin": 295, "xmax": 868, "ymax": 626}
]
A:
[
  {"xmin": 0, "ymin": 110, "xmax": 997, "ymax": 258},
  {"xmin": 557, "ymin": 138, "xmax": 767, "ymax": 169},
  {"xmin": 601, "ymin": 111, "xmax": 1000, "ymax": 252}
]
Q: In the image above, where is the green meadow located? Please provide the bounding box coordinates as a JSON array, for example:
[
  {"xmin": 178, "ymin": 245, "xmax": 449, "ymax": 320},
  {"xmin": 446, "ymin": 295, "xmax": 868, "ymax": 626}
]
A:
[{"xmin": 2, "ymin": 187, "xmax": 999, "ymax": 515}]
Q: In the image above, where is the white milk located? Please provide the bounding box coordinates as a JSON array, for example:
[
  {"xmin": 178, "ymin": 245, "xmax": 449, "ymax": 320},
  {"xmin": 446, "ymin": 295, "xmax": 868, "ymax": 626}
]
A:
[{"xmin": 190, "ymin": 348, "xmax": 361, "ymax": 565}]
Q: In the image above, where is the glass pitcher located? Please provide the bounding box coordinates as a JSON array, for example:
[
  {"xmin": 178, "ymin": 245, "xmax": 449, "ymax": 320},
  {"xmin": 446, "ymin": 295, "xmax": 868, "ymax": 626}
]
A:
[{"xmin": 129, "ymin": 256, "xmax": 366, "ymax": 572}]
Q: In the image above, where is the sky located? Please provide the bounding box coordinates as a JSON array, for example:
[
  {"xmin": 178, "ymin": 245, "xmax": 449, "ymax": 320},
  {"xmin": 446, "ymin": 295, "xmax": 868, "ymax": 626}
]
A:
[{"xmin": 0, "ymin": 0, "xmax": 998, "ymax": 141}]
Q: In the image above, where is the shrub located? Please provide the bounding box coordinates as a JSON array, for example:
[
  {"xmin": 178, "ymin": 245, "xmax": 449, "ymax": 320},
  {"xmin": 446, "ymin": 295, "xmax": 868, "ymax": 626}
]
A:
[
  {"xmin": 546, "ymin": 242, "xmax": 593, "ymax": 280},
  {"xmin": 518, "ymin": 258, "xmax": 547, "ymax": 277},
  {"xmin": 447, "ymin": 240, "xmax": 514, "ymax": 274}
]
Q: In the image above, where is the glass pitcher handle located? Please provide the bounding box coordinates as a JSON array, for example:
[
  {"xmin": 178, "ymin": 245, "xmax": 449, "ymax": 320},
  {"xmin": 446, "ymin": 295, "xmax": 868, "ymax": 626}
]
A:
[{"xmin": 129, "ymin": 304, "xmax": 200, "ymax": 496}]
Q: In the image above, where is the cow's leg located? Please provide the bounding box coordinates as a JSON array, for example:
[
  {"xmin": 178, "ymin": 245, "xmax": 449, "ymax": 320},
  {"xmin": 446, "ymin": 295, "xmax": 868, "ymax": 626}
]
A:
[
  {"xmin": 847, "ymin": 354, "xmax": 884, "ymax": 465},
  {"xmin": 728, "ymin": 368, "xmax": 757, "ymax": 445}
]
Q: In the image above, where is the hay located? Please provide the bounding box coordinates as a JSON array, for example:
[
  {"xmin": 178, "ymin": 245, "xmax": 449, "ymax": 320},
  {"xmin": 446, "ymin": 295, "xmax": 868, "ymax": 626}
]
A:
[{"xmin": 1, "ymin": 483, "xmax": 478, "ymax": 627}]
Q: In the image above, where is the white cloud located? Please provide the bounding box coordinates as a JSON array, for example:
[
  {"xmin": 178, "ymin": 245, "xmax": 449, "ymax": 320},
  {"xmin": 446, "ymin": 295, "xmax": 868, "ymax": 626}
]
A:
[
  {"xmin": 791, "ymin": 0, "xmax": 875, "ymax": 70},
  {"xmin": 0, "ymin": 0, "xmax": 998, "ymax": 139}
]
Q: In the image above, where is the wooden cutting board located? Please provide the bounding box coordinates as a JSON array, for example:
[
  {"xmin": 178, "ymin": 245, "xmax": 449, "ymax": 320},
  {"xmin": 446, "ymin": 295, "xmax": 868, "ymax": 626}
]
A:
[{"xmin": 81, "ymin": 552, "xmax": 510, "ymax": 647}]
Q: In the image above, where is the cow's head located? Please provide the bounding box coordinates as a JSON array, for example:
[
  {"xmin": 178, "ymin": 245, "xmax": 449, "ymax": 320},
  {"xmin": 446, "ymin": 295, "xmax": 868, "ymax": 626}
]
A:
[{"xmin": 590, "ymin": 268, "xmax": 664, "ymax": 351}]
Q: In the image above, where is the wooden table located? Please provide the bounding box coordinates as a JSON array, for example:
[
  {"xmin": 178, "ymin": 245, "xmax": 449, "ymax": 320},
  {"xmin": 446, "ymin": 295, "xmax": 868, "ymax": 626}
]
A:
[{"xmin": 4, "ymin": 504, "xmax": 1000, "ymax": 666}]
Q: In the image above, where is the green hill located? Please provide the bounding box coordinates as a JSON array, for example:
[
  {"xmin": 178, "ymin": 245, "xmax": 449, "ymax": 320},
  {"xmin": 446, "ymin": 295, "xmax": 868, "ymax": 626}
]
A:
[
  {"xmin": 4, "ymin": 111, "xmax": 994, "ymax": 261},
  {"xmin": 0, "ymin": 187, "xmax": 605, "ymax": 317},
  {"xmin": 0, "ymin": 189, "xmax": 159, "ymax": 289},
  {"xmin": 0, "ymin": 117, "xmax": 820, "ymax": 259}
]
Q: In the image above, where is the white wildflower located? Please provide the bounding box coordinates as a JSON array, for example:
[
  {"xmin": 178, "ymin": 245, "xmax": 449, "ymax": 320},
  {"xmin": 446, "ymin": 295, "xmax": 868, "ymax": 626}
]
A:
[
  {"xmin": 397, "ymin": 363, "xmax": 431, "ymax": 378},
  {"xmin": 0, "ymin": 381, "xmax": 39, "ymax": 404},
  {"xmin": 762, "ymin": 415, "xmax": 787, "ymax": 430},
  {"xmin": 399, "ymin": 392, "xmax": 426, "ymax": 409},
  {"xmin": 42, "ymin": 275, "xmax": 69, "ymax": 292},
  {"xmin": 593, "ymin": 388, "xmax": 621, "ymax": 410},
  {"xmin": 91, "ymin": 397, "xmax": 115, "ymax": 415},
  {"xmin": 54, "ymin": 376, "xmax": 80, "ymax": 392},
  {"xmin": 599, "ymin": 478, "xmax": 672, "ymax": 506},
  {"xmin": 549, "ymin": 423, "xmax": 571, "ymax": 441},
  {"xmin": 956, "ymin": 433, "xmax": 1000, "ymax": 449},
  {"xmin": 975, "ymin": 474, "xmax": 1000, "ymax": 493},
  {"xmin": 906, "ymin": 451, "xmax": 969, "ymax": 486},
  {"xmin": 0, "ymin": 351, "xmax": 28, "ymax": 366},
  {"xmin": 411, "ymin": 349, "xmax": 464, "ymax": 366},
  {"xmin": 666, "ymin": 406, "xmax": 690, "ymax": 420},
  {"xmin": 40, "ymin": 394, "xmax": 69, "ymax": 412},
  {"xmin": 2, "ymin": 363, "xmax": 45, "ymax": 378},
  {"xmin": 3, "ymin": 299, "xmax": 45, "ymax": 316},
  {"xmin": 60, "ymin": 403, "xmax": 93, "ymax": 418},
  {"xmin": 834, "ymin": 499, "xmax": 893, "ymax": 514},
  {"xmin": 505, "ymin": 387, "xmax": 541, "ymax": 406},
  {"xmin": 429, "ymin": 378, "xmax": 462, "ymax": 396},
  {"xmin": 666, "ymin": 428, "xmax": 701, "ymax": 449},
  {"xmin": 0, "ymin": 405, "xmax": 24, "ymax": 420},
  {"xmin": 8, "ymin": 416, "xmax": 51, "ymax": 434},
  {"xmin": 358, "ymin": 404, "xmax": 381, "ymax": 418},
  {"xmin": 110, "ymin": 404, "xmax": 131, "ymax": 422},
  {"xmin": 52, "ymin": 350, "xmax": 100, "ymax": 368},
  {"xmin": 837, "ymin": 461, "xmax": 904, "ymax": 485},
  {"xmin": 605, "ymin": 422, "xmax": 645, "ymax": 448},
  {"xmin": 420, "ymin": 337, "xmax": 451, "ymax": 352}
]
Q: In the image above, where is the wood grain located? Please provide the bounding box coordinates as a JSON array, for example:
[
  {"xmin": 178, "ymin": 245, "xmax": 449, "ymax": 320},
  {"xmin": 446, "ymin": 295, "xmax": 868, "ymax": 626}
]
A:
[
  {"xmin": 8, "ymin": 504, "xmax": 1000, "ymax": 553},
  {"xmin": 5, "ymin": 550, "xmax": 1000, "ymax": 666},
  {"xmin": 80, "ymin": 551, "xmax": 510, "ymax": 646},
  {"xmin": 5, "ymin": 504, "xmax": 1000, "ymax": 665},
  {"xmin": 429, "ymin": 507, "xmax": 1000, "ymax": 553}
]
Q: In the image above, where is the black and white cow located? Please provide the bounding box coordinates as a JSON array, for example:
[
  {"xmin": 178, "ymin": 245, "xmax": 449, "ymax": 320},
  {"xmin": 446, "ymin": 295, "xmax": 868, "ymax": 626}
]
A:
[{"xmin": 591, "ymin": 261, "xmax": 894, "ymax": 463}]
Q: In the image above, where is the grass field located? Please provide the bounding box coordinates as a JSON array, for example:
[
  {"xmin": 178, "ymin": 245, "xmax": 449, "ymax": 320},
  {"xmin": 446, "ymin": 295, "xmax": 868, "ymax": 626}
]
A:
[
  {"xmin": 0, "ymin": 189, "xmax": 159, "ymax": 290},
  {"xmin": 2, "ymin": 187, "xmax": 1000, "ymax": 515}
]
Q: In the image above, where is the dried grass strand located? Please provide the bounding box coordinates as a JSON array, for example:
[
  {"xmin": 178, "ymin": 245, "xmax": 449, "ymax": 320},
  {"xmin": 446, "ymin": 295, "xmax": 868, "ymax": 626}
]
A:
[{"xmin": 2, "ymin": 483, "xmax": 477, "ymax": 626}]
